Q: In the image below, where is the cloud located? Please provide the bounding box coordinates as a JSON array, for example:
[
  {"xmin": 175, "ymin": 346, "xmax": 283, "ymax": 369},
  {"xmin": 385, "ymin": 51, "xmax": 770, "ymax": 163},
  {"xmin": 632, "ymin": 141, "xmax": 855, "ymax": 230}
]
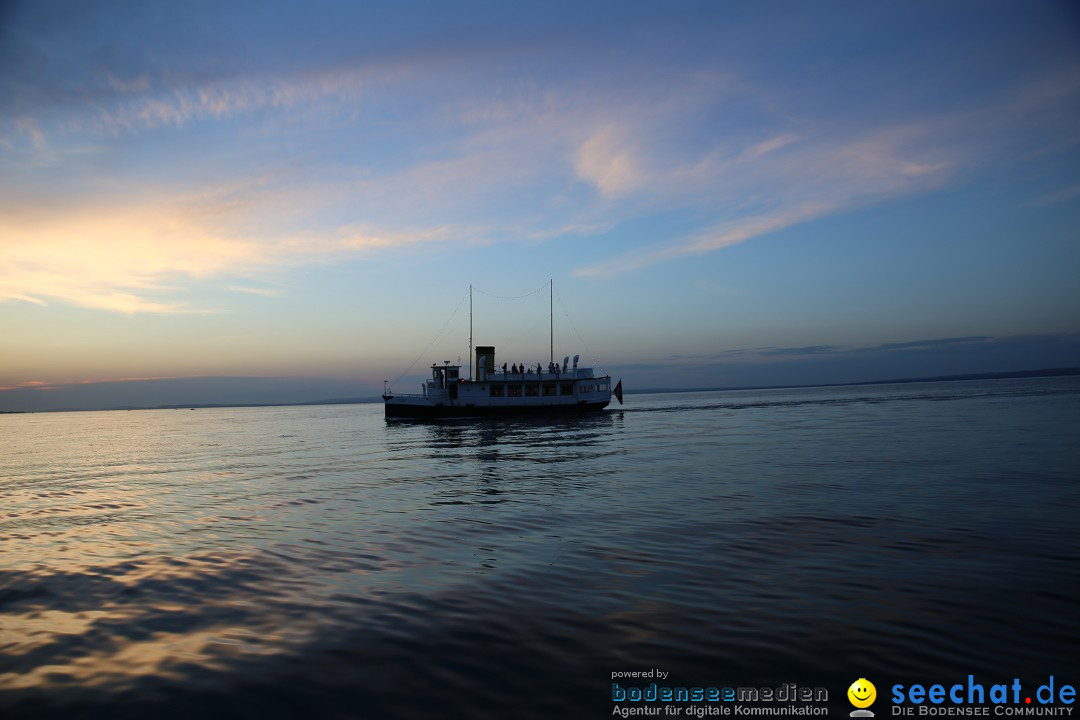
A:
[
  {"xmin": 0, "ymin": 376, "xmax": 180, "ymax": 392},
  {"xmin": 756, "ymin": 345, "xmax": 841, "ymax": 358},
  {"xmin": 853, "ymin": 336, "xmax": 994, "ymax": 354},
  {"xmin": 0, "ymin": 207, "xmax": 262, "ymax": 313},
  {"xmin": 12, "ymin": 116, "xmax": 44, "ymax": 149},
  {"xmin": 0, "ymin": 188, "xmax": 489, "ymax": 314},
  {"xmin": 0, "ymin": 379, "xmax": 54, "ymax": 392},
  {"xmin": 2, "ymin": 10, "xmax": 1076, "ymax": 309},
  {"xmin": 571, "ymin": 62, "xmax": 1079, "ymax": 278},
  {"xmin": 226, "ymin": 285, "xmax": 281, "ymax": 297},
  {"xmin": 85, "ymin": 66, "xmax": 376, "ymax": 137},
  {"xmin": 573, "ymin": 122, "xmax": 956, "ymax": 277},
  {"xmin": 673, "ymin": 336, "xmax": 1009, "ymax": 362},
  {"xmin": 576, "ymin": 202, "xmax": 835, "ymax": 277},
  {"xmin": 1032, "ymin": 183, "xmax": 1080, "ymax": 207},
  {"xmin": 574, "ymin": 126, "xmax": 642, "ymax": 197},
  {"xmin": 0, "ymin": 55, "xmax": 1010, "ymax": 310},
  {"xmin": 744, "ymin": 134, "xmax": 798, "ymax": 158}
]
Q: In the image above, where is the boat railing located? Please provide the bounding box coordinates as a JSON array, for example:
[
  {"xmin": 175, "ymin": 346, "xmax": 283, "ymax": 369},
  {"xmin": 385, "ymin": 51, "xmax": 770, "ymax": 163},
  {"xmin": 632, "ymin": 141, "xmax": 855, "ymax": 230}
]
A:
[{"xmin": 487, "ymin": 368, "xmax": 596, "ymax": 381}]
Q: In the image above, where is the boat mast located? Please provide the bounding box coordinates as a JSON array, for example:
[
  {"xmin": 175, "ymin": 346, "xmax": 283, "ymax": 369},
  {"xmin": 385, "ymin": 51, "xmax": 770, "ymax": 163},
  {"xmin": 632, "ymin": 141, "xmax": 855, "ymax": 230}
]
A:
[
  {"xmin": 549, "ymin": 278, "xmax": 553, "ymax": 365},
  {"xmin": 469, "ymin": 284, "xmax": 473, "ymax": 381}
]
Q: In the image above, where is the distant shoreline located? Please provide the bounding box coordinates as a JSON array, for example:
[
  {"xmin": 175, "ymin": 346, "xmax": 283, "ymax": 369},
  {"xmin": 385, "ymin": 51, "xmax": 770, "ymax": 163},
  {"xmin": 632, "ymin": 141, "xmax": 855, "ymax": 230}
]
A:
[
  {"xmin": 628, "ymin": 366, "xmax": 1080, "ymax": 396},
  {"xmin": 5, "ymin": 366, "xmax": 1076, "ymax": 414}
]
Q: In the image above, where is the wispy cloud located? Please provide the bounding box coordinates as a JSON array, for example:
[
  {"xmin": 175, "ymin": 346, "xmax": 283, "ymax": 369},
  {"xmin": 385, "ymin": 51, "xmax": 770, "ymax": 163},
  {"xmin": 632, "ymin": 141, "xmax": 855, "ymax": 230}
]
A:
[
  {"xmin": 574, "ymin": 126, "xmax": 643, "ymax": 197},
  {"xmin": 0, "ymin": 380, "xmax": 54, "ymax": 392},
  {"xmin": 745, "ymin": 134, "xmax": 798, "ymax": 158},
  {"xmin": 673, "ymin": 336, "xmax": 1001, "ymax": 362},
  {"xmin": 0, "ymin": 375, "xmax": 185, "ymax": 392},
  {"xmin": 0, "ymin": 205, "xmax": 261, "ymax": 313},
  {"xmin": 576, "ymin": 202, "xmax": 835, "ymax": 277},
  {"xmin": 2, "ymin": 9, "xmax": 1077, "ymax": 312},
  {"xmin": 84, "ymin": 67, "xmax": 374, "ymax": 137},
  {"xmin": 0, "ymin": 185, "xmax": 493, "ymax": 314},
  {"xmin": 226, "ymin": 285, "xmax": 281, "ymax": 297},
  {"xmin": 577, "ymin": 116, "xmax": 965, "ymax": 276},
  {"xmin": 1032, "ymin": 183, "xmax": 1080, "ymax": 207},
  {"xmin": 570, "ymin": 63, "xmax": 1080, "ymax": 277}
]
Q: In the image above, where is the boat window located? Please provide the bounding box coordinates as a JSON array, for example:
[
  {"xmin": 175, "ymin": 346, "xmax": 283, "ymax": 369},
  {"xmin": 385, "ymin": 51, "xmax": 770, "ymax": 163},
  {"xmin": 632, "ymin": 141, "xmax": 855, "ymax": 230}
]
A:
[
  {"xmin": 525, "ymin": 384, "xmax": 539, "ymax": 397},
  {"xmin": 508, "ymin": 385, "xmax": 522, "ymax": 397},
  {"xmin": 542, "ymin": 384, "xmax": 556, "ymax": 396},
  {"xmin": 560, "ymin": 383, "xmax": 574, "ymax": 395},
  {"xmin": 490, "ymin": 385, "xmax": 504, "ymax": 397}
]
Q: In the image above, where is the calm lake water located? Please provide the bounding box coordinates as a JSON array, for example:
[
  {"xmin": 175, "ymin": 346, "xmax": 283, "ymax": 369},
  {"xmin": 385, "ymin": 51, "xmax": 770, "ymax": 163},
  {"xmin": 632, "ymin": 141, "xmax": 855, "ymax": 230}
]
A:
[{"xmin": 2, "ymin": 377, "xmax": 1079, "ymax": 719}]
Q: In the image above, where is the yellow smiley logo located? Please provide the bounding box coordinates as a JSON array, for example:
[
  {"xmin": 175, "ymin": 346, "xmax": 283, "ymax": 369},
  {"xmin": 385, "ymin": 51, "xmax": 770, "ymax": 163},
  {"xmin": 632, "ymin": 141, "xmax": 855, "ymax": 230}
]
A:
[{"xmin": 848, "ymin": 678, "xmax": 877, "ymax": 708}]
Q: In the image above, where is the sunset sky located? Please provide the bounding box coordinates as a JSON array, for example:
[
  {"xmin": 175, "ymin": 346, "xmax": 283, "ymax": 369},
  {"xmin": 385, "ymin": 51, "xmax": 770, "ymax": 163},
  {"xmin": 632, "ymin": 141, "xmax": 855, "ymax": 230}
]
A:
[{"xmin": 2, "ymin": 1, "xmax": 1079, "ymax": 411}]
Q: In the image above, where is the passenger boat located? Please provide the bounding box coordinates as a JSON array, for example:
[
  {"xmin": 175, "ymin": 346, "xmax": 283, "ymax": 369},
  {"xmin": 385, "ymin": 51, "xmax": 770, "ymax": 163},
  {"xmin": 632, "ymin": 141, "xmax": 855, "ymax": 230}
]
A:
[{"xmin": 382, "ymin": 283, "xmax": 622, "ymax": 419}]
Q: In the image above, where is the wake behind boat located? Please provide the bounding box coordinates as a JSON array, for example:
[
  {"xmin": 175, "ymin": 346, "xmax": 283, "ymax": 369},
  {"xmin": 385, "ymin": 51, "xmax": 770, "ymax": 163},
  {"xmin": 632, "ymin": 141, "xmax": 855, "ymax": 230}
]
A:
[{"xmin": 382, "ymin": 282, "xmax": 622, "ymax": 419}]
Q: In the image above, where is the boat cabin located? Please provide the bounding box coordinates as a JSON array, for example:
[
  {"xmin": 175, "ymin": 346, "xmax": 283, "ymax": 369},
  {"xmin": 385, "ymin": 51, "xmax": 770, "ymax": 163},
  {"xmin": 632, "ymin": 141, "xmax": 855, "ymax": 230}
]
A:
[{"xmin": 429, "ymin": 362, "xmax": 461, "ymax": 399}]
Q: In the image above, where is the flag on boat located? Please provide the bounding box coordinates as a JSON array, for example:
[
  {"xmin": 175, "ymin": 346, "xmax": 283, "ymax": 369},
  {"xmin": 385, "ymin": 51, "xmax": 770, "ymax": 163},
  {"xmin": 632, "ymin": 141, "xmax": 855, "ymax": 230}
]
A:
[{"xmin": 614, "ymin": 380, "xmax": 623, "ymax": 405}]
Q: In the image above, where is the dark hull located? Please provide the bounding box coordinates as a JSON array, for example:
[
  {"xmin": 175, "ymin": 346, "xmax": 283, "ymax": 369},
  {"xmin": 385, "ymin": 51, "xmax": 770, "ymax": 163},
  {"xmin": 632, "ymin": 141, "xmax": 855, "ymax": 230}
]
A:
[{"xmin": 384, "ymin": 399, "xmax": 610, "ymax": 419}]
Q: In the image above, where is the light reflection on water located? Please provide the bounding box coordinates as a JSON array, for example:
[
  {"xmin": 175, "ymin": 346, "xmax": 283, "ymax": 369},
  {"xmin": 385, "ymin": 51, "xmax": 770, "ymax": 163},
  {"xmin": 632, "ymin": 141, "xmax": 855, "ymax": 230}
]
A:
[{"xmin": 1, "ymin": 378, "xmax": 1079, "ymax": 718}]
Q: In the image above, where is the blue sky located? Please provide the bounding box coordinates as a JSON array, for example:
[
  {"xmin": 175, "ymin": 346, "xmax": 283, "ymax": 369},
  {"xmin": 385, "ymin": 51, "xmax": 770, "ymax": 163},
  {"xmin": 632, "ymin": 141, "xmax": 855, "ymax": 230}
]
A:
[{"xmin": 2, "ymin": 1, "xmax": 1079, "ymax": 410}]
